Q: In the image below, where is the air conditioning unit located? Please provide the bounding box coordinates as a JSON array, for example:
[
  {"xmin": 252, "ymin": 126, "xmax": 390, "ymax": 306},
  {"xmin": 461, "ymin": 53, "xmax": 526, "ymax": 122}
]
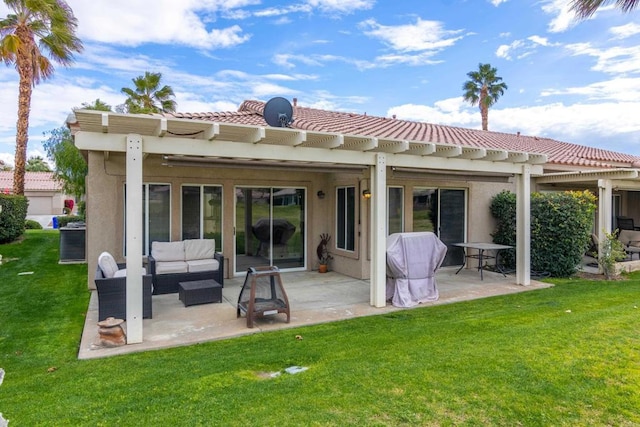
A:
[{"xmin": 59, "ymin": 223, "xmax": 86, "ymax": 263}]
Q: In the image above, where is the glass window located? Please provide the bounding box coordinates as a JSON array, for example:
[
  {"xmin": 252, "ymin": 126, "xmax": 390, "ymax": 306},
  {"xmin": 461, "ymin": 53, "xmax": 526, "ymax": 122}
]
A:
[
  {"xmin": 125, "ymin": 183, "xmax": 171, "ymax": 256},
  {"xmin": 146, "ymin": 184, "xmax": 170, "ymax": 255},
  {"xmin": 336, "ymin": 186, "xmax": 355, "ymax": 251},
  {"xmin": 388, "ymin": 186, "xmax": 404, "ymax": 235},
  {"xmin": 181, "ymin": 185, "xmax": 222, "ymax": 251}
]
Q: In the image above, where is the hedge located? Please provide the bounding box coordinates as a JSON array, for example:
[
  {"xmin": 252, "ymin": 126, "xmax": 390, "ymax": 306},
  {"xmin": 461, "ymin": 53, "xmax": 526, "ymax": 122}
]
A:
[
  {"xmin": 0, "ymin": 195, "xmax": 28, "ymax": 243},
  {"xmin": 491, "ymin": 190, "xmax": 597, "ymax": 277}
]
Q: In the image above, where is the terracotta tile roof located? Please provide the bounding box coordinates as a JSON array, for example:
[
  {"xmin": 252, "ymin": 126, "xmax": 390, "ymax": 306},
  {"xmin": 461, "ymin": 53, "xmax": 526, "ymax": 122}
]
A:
[
  {"xmin": 167, "ymin": 100, "xmax": 640, "ymax": 169},
  {"xmin": 0, "ymin": 171, "xmax": 62, "ymax": 193}
]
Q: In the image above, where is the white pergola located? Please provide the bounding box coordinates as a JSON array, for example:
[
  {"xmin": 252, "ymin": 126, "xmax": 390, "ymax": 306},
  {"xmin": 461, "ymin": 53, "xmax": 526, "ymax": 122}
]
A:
[{"xmin": 73, "ymin": 110, "xmax": 546, "ymax": 343}]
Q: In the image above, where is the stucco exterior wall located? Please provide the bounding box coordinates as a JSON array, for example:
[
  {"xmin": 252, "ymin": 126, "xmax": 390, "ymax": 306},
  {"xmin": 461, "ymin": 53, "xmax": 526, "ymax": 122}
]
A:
[
  {"xmin": 84, "ymin": 150, "xmax": 520, "ymax": 289},
  {"xmin": 85, "ymin": 152, "xmax": 346, "ymax": 288}
]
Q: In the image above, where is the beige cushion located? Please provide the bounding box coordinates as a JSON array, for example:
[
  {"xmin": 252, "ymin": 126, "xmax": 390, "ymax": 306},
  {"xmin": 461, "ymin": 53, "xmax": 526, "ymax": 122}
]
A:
[
  {"xmin": 155, "ymin": 260, "xmax": 188, "ymax": 275},
  {"xmin": 113, "ymin": 267, "xmax": 147, "ymax": 278},
  {"xmin": 98, "ymin": 252, "xmax": 119, "ymax": 278},
  {"xmin": 187, "ymin": 258, "xmax": 219, "ymax": 273},
  {"xmin": 184, "ymin": 239, "xmax": 215, "ymax": 260},
  {"xmin": 618, "ymin": 230, "xmax": 640, "ymax": 246},
  {"xmin": 151, "ymin": 241, "xmax": 185, "ymax": 262}
]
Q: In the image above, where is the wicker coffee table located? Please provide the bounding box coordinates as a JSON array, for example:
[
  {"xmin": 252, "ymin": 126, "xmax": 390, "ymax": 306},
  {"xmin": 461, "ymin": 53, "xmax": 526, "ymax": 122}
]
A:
[{"xmin": 178, "ymin": 279, "xmax": 222, "ymax": 307}]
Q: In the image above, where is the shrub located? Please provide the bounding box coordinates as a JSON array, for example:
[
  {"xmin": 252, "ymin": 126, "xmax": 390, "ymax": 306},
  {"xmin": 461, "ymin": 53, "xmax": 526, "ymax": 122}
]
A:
[
  {"xmin": 491, "ymin": 190, "xmax": 597, "ymax": 277},
  {"xmin": 55, "ymin": 215, "xmax": 85, "ymax": 228},
  {"xmin": 25, "ymin": 219, "xmax": 43, "ymax": 229},
  {"xmin": 598, "ymin": 230, "xmax": 627, "ymax": 279},
  {"xmin": 0, "ymin": 195, "xmax": 28, "ymax": 243},
  {"xmin": 76, "ymin": 200, "xmax": 86, "ymax": 216}
]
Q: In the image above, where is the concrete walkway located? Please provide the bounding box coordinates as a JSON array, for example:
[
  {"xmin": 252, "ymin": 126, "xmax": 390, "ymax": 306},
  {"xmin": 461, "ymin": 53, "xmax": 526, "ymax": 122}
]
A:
[{"xmin": 78, "ymin": 267, "xmax": 552, "ymax": 359}]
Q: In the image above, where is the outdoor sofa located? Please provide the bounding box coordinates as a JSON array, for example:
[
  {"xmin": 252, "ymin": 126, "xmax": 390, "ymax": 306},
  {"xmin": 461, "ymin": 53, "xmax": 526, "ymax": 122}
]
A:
[
  {"xmin": 95, "ymin": 252, "xmax": 153, "ymax": 321},
  {"xmin": 617, "ymin": 229, "xmax": 640, "ymax": 259},
  {"xmin": 148, "ymin": 239, "xmax": 224, "ymax": 295}
]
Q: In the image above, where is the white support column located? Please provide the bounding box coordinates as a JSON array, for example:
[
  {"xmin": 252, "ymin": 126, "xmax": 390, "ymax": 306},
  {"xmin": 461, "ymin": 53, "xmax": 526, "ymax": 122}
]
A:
[
  {"xmin": 370, "ymin": 153, "xmax": 387, "ymax": 307},
  {"xmin": 516, "ymin": 164, "xmax": 531, "ymax": 286},
  {"xmin": 126, "ymin": 134, "xmax": 144, "ymax": 343},
  {"xmin": 598, "ymin": 179, "xmax": 613, "ymax": 253}
]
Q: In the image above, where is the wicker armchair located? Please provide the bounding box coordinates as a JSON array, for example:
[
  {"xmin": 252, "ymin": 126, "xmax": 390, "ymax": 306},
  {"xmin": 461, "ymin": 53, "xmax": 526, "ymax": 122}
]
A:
[{"xmin": 94, "ymin": 264, "xmax": 153, "ymax": 321}]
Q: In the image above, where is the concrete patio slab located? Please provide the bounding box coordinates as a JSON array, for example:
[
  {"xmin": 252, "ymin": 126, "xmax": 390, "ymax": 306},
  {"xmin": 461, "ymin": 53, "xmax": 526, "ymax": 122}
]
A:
[{"xmin": 78, "ymin": 267, "xmax": 552, "ymax": 359}]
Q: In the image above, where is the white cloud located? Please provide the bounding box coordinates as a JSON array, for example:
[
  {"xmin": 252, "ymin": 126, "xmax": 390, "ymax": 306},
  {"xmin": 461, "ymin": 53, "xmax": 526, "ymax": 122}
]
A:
[
  {"xmin": 497, "ymin": 35, "xmax": 557, "ymax": 60},
  {"xmin": 359, "ymin": 18, "xmax": 464, "ymax": 52},
  {"xmin": 490, "ymin": 0, "xmax": 508, "ymax": 5},
  {"xmin": 388, "ymin": 97, "xmax": 640, "ymax": 151},
  {"xmin": 541, "ymin": 77, "xmax": 640, "ymax": 102},
  {"xmin": 373, "ymin": 52, "xmax": 443, "ymax": 68},
  {"xmin": 540, "ymin": 0, "xmax": 578, "ymax": 33},
  {"xmin": 496, "ymin": 40, "xmax": 524, "ymax": 60},
  {"xmin": 66, "ymin": 0, "xmax": 252, "ymax": 49},
  {"xmin": 528, "ymin": 35, "xmax": 551, "ymax": 46},
  {"xmin": 272, "ymin": 53, "xmax": 376, "ymax": 70},
  {"xmin": 566, "ymin": 43, "xmax": 640, "ymax": 74},
  {"xmin": 306, "ymin": 0, "xmax": 374, "ymax": 14},
  {"xmin": 610, "ymin": 23, "xmax": 640, "ymax": 40},
  {"xmin": 0, "ymin": 152, "xmax": 14, "ymax": 167}
]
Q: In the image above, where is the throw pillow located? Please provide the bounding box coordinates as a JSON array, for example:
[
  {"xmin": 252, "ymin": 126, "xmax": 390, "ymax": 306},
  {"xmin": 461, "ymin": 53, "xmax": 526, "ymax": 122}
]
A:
[{"xmin": 98, "ymin": 252, "xmax": 119, "ymax": 278}]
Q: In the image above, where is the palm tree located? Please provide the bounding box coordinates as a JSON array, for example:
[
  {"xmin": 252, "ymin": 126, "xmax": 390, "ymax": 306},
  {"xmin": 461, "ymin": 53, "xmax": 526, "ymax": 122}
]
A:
[
  {"xmin": 571, "ymin": 0, "xmax": 639, "ymax": 18},
  {"xmin": 79, "ymin": 98, "xmax": 112, "ymax": 111},
  {"xmin": 0, "ymin": 0, "xmax": 82, "ymax": 195},
  {"xmin": 25, "ymin": 155, "xmax": 51, "ymax": 171},
  {"xmin": 463, "ymin": 63, "xmax": 508, "ymax": 131},
  {"xmin": 121, "ymin": 71, "xmax": 177, "ymax": 114}
]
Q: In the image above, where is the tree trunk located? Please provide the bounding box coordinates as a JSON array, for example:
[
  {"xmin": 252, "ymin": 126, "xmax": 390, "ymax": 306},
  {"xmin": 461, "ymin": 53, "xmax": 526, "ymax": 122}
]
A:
[
  {"xmin": 12, "ymin": 35, "xmax": 34, "ymax": 196},
  {"xmin": 480, "ymin": 86, "xmax": 489, "ymax": 131}
]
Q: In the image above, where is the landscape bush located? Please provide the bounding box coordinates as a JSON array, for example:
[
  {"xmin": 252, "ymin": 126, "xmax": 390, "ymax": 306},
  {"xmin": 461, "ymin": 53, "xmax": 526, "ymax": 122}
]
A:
[
  {"xmin": 0, "ymin": 195, "xmax": 28, "ymax": 243},
  {"xmin": 24, "ymin": 219, "xmax": 43, "ymax": 229},
  {"xmin": 55, "ymin": 214, "xmax": 85, "ymax": 228},
  {"xmin": 491, "ymin": 190, "xmax": 597, "ymax": 277}
]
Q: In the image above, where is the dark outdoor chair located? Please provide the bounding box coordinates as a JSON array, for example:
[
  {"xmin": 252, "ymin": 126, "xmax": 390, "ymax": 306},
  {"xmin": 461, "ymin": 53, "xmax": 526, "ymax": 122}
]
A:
[
  {"xmin": 616, "ymin": 216, "xmax": 639, "ymax": 231},
  {"xmin": 95, "ymin": 263, "xmax": 153, "ymax": 321}
]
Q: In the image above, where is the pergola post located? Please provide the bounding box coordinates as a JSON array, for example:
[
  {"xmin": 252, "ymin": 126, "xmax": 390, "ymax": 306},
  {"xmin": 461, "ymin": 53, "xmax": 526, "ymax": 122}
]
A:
[
  {"xmin": 516, "ymin": 164, "xmax": 531, "ymax": 286},
  {"xmin": 370, "ymin": 153, "xmax": 387, "ymax": 307},
  {"xmin": 598, "ymin": 179, "xmax": 613, "ymax": 257},
  {"xmin": 125, "ymin": 134, "xmax": 144, "ymax": 343}
]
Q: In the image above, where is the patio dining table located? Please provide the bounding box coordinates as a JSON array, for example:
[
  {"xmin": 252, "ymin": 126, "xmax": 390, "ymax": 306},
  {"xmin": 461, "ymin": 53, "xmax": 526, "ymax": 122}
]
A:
[{"xmin": 453, "ymin": 242, "xmax": 513, "ymax": 280}]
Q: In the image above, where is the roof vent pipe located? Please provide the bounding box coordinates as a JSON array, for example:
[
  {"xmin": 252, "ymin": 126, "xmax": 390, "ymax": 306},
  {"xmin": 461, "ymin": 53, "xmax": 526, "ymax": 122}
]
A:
[{"xmin": 293, "ymin": 98, "xmax": 297, "ymax": 106}]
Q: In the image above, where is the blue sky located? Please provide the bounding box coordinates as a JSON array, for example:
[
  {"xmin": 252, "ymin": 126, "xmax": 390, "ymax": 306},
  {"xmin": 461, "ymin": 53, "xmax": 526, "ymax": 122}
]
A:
[{"xmin": 1, "ymin": 0, "xmax": 640, "ymax": 167}]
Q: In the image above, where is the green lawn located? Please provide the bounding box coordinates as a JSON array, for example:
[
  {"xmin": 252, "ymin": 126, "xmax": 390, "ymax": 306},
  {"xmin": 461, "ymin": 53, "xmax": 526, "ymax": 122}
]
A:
[{"xmin": 1, "ymin": 231, "xmax": 639, "ymax": 425}]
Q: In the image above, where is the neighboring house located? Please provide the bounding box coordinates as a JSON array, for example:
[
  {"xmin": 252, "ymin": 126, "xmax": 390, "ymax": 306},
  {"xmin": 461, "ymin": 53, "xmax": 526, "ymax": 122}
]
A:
[
  {"xmin": 0, "ymin": 171, "xmax": 68, "ymax": 216},
  {"xmin": 69, "ymin": 99, "xmax": 639, "ymax": 342}
]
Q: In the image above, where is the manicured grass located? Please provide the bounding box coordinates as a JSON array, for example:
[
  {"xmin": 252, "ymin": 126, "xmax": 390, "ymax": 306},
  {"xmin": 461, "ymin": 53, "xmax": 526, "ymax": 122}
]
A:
[{"xmin": 1, "ymin": 231, "xmax": 640, "ymax": 425}]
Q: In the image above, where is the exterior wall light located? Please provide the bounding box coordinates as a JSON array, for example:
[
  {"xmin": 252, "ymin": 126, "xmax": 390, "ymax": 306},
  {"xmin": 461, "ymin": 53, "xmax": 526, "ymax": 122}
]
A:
[
  {"xmin": 362, "ymin": 189, "xmax": 371, "ymax": 199},
  {"xmin": 317, "ymin": 190, "xmax": 325, "ymax": 199}
]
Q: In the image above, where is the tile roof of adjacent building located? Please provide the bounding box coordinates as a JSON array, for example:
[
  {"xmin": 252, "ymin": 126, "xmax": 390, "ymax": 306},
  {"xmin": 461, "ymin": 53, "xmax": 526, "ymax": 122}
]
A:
[
  {"xmin": 0, "ymin": 171, "xmax": 62, "ymax": 193},
  {"xmin": 168, "ymin": 100, "xmax": 640, "ymax": 169}
]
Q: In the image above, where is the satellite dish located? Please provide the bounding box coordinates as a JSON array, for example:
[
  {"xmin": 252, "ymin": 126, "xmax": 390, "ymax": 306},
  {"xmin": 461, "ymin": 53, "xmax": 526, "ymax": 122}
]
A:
[{"xmin": 263, "ymin": 97, "xmax": 294, "ymax": 127}]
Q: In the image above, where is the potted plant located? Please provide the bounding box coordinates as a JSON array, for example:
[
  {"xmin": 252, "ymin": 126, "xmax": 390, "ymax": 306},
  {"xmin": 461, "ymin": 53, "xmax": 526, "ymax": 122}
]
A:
[{"xmin": 317, "ymin": 233, "xmax": 333, "ymax": 273}]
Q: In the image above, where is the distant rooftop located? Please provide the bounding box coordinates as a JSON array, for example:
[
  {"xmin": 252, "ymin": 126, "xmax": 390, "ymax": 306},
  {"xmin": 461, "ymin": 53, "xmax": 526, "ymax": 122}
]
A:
[{"xmin": 0, "ymin": 171, "xmax": 61, "ymax": 193}]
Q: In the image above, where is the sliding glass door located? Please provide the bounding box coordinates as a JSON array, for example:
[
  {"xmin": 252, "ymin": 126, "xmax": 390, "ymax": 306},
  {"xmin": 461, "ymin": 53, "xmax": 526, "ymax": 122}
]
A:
[
  {"xmin": 412, "ymin": 188, "xmax": 466, "ymax": 266},
  {"xmin": 181, "ymin": 185, "xmax": 222, "ymax": 251},
  {"xmin": 235, "ymin": 187, "xmax": 306, "ymax": 274}
]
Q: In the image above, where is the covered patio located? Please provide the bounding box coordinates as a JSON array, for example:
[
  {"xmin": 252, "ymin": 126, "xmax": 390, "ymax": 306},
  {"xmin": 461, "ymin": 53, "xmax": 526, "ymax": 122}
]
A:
[
  {"xmin": 72, "ymin": 109, "xmax": 548, "ymax": 346},
  {"xmin": 78, "ymin": 268, "xmax": 552, "ymax": 359}
]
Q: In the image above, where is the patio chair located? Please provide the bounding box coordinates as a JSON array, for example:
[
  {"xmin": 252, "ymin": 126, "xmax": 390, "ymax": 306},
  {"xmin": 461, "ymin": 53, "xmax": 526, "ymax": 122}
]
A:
[
  {"xmin": 95, "ymin": 252, "xmax": 153, "ymax": 321},
  {"xmin": 616, "ymin": 230, "xmax": 640, "ymax": 260},
  {"xmin": 616, "ymin": 216, "xmax": 639, "ymax": 231}
]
